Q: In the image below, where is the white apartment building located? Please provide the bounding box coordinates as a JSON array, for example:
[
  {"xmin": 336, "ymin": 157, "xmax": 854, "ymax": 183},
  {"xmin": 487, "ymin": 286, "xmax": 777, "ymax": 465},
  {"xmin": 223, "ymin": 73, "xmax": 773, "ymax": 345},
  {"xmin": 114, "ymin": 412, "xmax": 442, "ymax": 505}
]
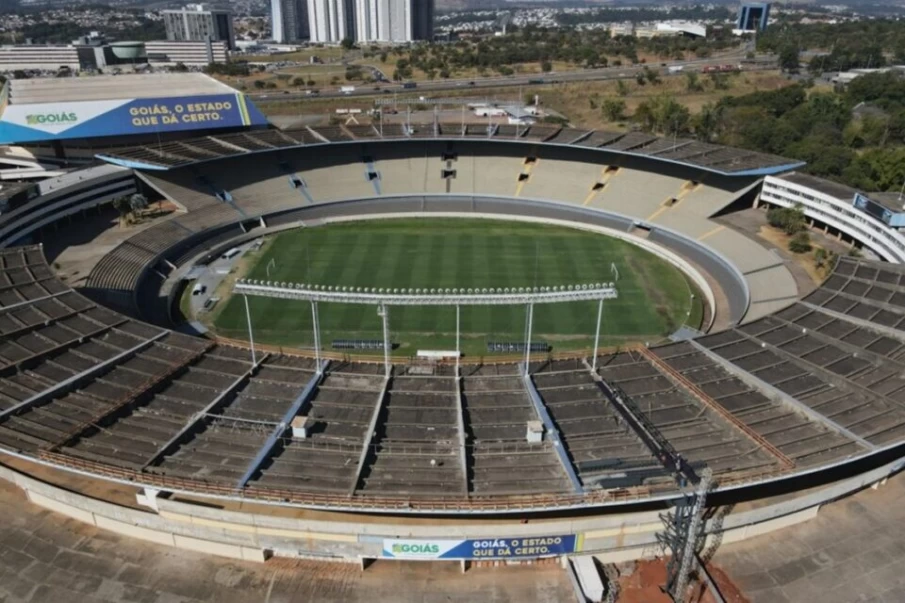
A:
[
  {"xmin": 0, "ymin": 45, "xmax": 81, "ymax": 71},
  {"xmin": 353, "ymin": 0, "xmax": 433, "ymax": 43},
  {"xmin": 307, "ymin": 0, "xmax": 353, "ymax": 43},
  {"xmin": 759, "ymin": 173, "xmax": 905, "ymax": 264}
]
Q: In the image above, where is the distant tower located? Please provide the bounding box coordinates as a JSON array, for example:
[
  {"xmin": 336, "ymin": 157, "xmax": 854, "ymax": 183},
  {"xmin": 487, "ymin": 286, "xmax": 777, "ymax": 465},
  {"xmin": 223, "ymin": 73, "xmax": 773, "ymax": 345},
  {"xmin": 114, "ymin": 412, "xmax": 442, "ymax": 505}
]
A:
[
  {"xmin": 307, "ymin": 0, "xmax": 353, "ymax": 43},
  {"xmin": 271, "ymin": 0, "xmax": 309, "ymax": 43},
  {"xmin": 163, "ymin": 4, "xmax": 236, "ymax": 50},
  {"xmin": 353, "ymin": 0, "xmax": 434, "ymax": 43},
  {"xmin": 737, "ymin": 2, "xmax": 771, "ymax": 32}
]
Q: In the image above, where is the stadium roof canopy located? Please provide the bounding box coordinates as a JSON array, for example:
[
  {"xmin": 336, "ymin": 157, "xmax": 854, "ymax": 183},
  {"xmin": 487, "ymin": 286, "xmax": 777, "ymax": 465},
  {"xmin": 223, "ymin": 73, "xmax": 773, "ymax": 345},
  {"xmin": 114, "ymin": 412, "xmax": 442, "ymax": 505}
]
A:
[
  {"xmin": 97, "ymin": 124, "xmax": 806, "ymax": 177},
  {"xmin": 6, "ymin": 73, "xmax": 236, "ymax": 105},
  {"xmin": 0, "ymin": 73, "xmax": 268, "ymax": 145}
]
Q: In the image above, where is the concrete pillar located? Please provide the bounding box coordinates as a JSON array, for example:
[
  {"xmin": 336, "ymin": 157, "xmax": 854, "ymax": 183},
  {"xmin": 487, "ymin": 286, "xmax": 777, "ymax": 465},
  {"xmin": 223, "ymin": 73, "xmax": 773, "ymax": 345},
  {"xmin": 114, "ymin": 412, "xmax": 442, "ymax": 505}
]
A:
[
  {"xmin": 136, "ymin": 488, "xmax": 161, "ymax": 511},
  {"xmin": 460, "ymin": 559, "xmax": 468, "ymax": 573}
]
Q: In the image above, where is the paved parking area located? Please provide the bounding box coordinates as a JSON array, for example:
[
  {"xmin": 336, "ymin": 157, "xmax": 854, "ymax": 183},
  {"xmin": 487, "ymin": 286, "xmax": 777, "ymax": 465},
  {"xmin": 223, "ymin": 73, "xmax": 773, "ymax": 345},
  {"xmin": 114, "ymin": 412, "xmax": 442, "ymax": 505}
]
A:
[
  {"xmin": 716, "ymin": 470, "xmax": 905, "ymax": 603},
  {"xmin": 0, "ymin": 479, "xmax": 572, "ymax": 603}
]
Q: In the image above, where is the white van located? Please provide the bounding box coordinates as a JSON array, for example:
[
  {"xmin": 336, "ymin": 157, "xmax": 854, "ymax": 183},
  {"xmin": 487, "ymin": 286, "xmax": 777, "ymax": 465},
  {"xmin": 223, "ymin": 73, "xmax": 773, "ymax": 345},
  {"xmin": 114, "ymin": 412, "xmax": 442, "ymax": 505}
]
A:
[
  {"xmin": 192, "ymin": 283, "xmax": 207, "ymax": 296},
  {"xmin": 221, "ymin": 248, "xmax": 241, "ymax": 260}
]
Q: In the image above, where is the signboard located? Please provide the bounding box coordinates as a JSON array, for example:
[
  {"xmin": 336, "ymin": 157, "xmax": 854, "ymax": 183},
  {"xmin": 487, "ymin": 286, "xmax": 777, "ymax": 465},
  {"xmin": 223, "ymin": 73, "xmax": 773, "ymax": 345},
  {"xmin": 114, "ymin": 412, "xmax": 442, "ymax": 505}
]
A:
[
  {"xmin": 853, "ymin": 192, "xmax": 893, "ymax": 225},
  {"xmin": 381, "ymin": 535, "xmax": 580, "ymax": 560},
  {"xmin": 0, "ymin": 93, "xmax": 268, "ymax": 144}
]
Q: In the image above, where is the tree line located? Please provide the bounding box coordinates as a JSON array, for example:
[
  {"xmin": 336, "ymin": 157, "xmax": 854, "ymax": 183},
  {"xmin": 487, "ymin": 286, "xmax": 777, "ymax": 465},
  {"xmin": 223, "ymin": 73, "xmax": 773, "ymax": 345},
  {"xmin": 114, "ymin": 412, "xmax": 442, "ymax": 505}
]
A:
[{"xmin": 606, "ymin": 71, "xmax": 905, "ymax": 193}]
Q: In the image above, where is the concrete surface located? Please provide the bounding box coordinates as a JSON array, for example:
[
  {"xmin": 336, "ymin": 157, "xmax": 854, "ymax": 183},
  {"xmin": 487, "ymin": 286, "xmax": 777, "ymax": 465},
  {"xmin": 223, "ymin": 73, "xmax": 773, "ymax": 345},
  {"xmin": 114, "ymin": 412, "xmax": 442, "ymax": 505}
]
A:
[
  {"xmin": 0, "ymin": 480, "xmax": 573, "ymax": 603},
  {"xmin": 717, "ymin": 470, "xmax": 905, "ymax": 603},
  {"xmin": 187, "ymin": 239, "xmax": 259, "ymax": 316},
  {"xmin": 43, "ymin": 205, "xmax": 178, "ymax": 289}
]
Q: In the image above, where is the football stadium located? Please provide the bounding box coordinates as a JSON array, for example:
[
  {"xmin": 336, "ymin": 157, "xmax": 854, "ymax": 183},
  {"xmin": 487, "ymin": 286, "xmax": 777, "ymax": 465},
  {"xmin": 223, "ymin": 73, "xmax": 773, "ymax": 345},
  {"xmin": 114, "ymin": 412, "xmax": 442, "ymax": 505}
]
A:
[{"xmin": 3, "ymin": 74, "xmax": 905, "ymax": 594}]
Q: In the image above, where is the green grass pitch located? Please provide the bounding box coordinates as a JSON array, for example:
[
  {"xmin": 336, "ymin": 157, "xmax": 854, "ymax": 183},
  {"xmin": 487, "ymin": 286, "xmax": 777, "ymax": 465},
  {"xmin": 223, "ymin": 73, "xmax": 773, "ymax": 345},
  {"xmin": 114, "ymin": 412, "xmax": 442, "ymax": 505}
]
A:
[{"xmin": 209, "ymin": 219, "xmax": 702, "ymax": 355}]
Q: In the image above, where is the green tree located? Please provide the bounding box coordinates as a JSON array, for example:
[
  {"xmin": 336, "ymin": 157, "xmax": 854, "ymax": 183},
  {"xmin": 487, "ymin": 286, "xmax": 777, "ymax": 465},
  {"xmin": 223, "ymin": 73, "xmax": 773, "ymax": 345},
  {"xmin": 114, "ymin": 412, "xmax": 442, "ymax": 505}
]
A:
[
  {"xmin": 112, "ymin": 197, "xmax": 131, "ymax": 226},
  {"xmin": 644, "ymin": 66, "xmax": 661, "ymax": 85},
  {"xmin": 602, "ymin": 99, "xmax": 626, "ymax": 122},
  {"xmin": 779, "ymin": 45, "xmax": 800, "ymax": 72},
  {"xmin": 541, "ymin": 60, "xmax": 553, "ymax": 73},
  {"xmin": 685, "ymin": 71, "xmax": 703, "ymax": 92},
  {"xmin": 814, "ymin": 247, "xmax": 828, "ymax": 270},
  {"xmin": 693, "ymin": 103, "xmax": 722, "ymax": 141},
  {"xmin": 340, "ymin": 37, "xmax": 355, "ymax": 51},
  {"xmin": 634, "ymin": 94, "xmax": 690, "ymax": 135},
  {"xmin": 767, "ymin": 206, "xmax": 807, "ymax": 235},
  {"xmin": 789, "ymin": 232, "xmax": 813, "ymax": 254}
]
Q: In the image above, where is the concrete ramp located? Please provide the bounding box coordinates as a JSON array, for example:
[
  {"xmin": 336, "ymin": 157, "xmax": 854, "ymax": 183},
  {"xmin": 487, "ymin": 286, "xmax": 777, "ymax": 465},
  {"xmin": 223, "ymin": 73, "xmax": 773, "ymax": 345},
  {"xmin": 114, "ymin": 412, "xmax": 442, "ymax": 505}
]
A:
[{"xmin": 570, "ymin": 556, "xmax": 605, "ymax": 602}]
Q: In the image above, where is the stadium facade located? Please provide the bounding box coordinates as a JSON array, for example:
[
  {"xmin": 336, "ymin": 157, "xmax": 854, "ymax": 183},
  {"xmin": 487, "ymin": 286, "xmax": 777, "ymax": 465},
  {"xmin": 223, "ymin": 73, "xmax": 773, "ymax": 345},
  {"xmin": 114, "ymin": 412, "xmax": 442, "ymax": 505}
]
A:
[
  {"xmin": 3, "ymin": 116, "xmax": 905, "ymax": 571},
  {"xmin": 0, "ymin": 74, "xmax": 268, "ymax": 162}
]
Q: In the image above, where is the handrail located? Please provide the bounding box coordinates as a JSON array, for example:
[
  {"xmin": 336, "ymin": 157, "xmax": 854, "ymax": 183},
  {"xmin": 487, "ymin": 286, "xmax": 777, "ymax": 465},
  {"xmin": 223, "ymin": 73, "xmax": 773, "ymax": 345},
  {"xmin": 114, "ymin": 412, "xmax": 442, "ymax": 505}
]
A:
[{"xmin": 637, "ymin": 346, "xmax": 796, "ymax": 470}]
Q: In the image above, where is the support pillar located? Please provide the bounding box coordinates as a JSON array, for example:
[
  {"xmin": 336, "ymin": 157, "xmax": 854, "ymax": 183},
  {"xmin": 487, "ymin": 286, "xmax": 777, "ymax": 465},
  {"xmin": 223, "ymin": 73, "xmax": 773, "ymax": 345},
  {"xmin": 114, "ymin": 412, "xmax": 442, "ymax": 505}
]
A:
[
  {"xmin": 243, "ymin": 294, "xmax": 257, "ymax": 365},
  {"xmin": 523, "ymin": 302, "xmax": 534, "ymax": 376},
  {"xmin": 592, "ymin": 298, "xmax": 604, "ymax": 372},
  {"xmin": 455, "ymin": 304, "xmax": 461, "ymax": 374},
  {"xmin": 379, "ymin": 304, "xmax": 391, "ymax": 379},
  {"xmin": 311, "ymin": 301, "xmax": 321, "ymax": 373}
]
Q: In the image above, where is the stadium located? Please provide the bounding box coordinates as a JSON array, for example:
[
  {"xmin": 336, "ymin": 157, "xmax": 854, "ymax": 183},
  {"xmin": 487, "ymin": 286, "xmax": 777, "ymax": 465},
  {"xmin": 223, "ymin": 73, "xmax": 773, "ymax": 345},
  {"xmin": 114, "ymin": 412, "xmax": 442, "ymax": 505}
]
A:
[{"xmin": 3, "ymin": 76, "xmax": 905, "ymax": 594}]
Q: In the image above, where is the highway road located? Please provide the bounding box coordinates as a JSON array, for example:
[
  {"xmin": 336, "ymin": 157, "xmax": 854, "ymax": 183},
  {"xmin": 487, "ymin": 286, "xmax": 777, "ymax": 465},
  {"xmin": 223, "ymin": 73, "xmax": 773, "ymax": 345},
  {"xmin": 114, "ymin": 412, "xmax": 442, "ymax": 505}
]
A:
[{"xmin": 248, "ymin": 54, "xmax": 778, "ymax": 103}]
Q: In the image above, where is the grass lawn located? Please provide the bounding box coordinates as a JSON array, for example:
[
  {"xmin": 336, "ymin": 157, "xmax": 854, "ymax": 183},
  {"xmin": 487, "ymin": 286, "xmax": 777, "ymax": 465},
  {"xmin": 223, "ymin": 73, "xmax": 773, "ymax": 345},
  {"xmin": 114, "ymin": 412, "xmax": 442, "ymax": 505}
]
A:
[{"xmin": 208, "ymin": 218, "xmax": 700, "ymax": 356}]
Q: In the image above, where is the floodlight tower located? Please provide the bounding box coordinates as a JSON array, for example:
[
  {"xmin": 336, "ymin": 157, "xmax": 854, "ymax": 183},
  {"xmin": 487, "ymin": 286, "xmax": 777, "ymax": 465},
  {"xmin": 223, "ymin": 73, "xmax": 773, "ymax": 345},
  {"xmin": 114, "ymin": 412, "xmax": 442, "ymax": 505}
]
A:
[{"xmin": 659, "ymin": 467, "xmax": 713, "ymax": 602}]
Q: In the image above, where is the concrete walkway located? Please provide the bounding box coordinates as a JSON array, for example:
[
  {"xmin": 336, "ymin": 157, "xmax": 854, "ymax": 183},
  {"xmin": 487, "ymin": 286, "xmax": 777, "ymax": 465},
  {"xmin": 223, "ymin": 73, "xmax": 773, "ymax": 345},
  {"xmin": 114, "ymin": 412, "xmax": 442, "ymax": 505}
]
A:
[
  {"xmin": 716, "ymin": 470, "xmax": 905, "ymax": 603},
  {"xmin": 0, "ymin": 480, "xmax": 572, "ymax": 603}
]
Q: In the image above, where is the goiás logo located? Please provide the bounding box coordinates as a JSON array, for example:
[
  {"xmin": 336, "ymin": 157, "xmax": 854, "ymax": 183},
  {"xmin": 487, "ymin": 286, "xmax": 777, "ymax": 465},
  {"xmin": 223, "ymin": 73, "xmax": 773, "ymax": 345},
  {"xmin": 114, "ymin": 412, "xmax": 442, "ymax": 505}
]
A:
[
  {"xmin": 25, "ymin": 112, "xmax": 79, "ymax": 127},
  {"xmin": 391, "ymin": 542, "xmax": 440, "ymax": 555}
]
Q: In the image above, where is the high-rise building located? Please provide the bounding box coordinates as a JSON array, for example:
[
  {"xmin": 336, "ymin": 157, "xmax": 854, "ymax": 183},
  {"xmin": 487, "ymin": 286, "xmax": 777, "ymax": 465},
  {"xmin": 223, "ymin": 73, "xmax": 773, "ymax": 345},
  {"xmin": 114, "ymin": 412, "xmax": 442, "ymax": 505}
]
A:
[
  {"xmin": 271, "ymin": 0, "xmax": 310, "ymax": 43},
  {"xmin": 411, "ymin": 0, "xmax": 434, "ymax": 41},
  {"xmin": 353, "ymin": 0, "xmax": 433, "ymax": 43},
  {"xmin": 307, "ymin": 0, "xmax": 354, "ymax": 43},
  {"xmin": 737, "ymin": 2, "xmax": 771, "ymax": 32},
  {"xmin": 162, "ymin": 4, "xmax": 236, "ymax": 50}
]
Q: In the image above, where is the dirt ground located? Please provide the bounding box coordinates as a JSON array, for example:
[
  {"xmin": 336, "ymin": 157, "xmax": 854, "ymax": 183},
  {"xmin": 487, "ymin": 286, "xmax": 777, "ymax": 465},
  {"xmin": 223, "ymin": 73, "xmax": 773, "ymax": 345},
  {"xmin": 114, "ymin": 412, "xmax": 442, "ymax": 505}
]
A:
[
  {"xmin": 616, "ymin": 558, "xmax": 750, "ymax": 603},
  {"xmin": 41, "ymin": 202, "xmax": 180, "ymax": 288}
]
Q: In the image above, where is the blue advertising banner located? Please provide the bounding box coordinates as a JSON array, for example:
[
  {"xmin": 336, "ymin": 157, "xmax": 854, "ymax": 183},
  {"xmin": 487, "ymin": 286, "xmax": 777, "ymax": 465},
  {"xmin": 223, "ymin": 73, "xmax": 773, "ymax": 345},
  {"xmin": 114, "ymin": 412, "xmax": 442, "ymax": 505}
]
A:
[
  {"xmin": 381, "ymin": 535, "xmax": 581, "ymax": 560},
  {"xmin": 0, "ymin": 93, "xmax": 268, "ymax": 144}
]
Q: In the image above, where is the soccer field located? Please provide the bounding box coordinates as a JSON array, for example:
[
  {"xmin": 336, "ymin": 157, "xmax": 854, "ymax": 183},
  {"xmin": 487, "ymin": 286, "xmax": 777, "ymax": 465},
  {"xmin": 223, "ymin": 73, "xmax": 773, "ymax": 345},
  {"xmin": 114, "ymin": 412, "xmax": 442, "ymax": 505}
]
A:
[{"xmin": 209, "ymin": 219, "xmax": 702, "ymax": 355}]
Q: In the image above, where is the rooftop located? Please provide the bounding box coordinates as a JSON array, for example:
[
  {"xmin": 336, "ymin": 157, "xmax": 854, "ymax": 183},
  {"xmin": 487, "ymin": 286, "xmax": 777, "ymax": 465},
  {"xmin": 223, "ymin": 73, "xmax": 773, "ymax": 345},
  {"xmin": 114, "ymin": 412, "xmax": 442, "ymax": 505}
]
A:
[
  {"xmin": 7, "ymin": 73, "xmax": 236, "ymax": 105},
  {"xmin": 778, "ymin": 172, "xmax": 905, "ymax": 213},
  {"xmin": 866, "ymin": 191, "xmax": 905, "ymax": 213},
  {"xmin": 777, "ymin": 172, "xmax": 858, "ymax": 201}
]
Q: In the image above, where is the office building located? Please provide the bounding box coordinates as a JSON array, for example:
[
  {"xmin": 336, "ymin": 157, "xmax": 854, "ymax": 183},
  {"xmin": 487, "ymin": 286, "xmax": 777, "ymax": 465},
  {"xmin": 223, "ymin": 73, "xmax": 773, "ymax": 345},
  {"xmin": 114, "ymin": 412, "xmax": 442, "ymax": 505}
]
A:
[
  {"xmin": 271, "ymin": 0, "xmax": 309, "ymax": 43},
  {"xmin": 162, "ymin": 4, "xmax": 236, "ymax": 50},
  {"xmin": 353, "ymin": 0, "xmax": 434, "ymax": 44},
  {"xmin": 0, "ymin": 39, "xmax": 228, "ymax": 72},
  {"xmin": 307, "ymin": 0, "xmax": 354, "ymax": 43},
  {"xmin": 737, "ymin": 2, "xmax": 771, "ymax": 32},
  {"xmin": 411, "ymin": 0, "xmax": 434, "ymax": 41},
  {"xmin": 145, "ymin": 40, "xmax": 229, "ymax": 66}
]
